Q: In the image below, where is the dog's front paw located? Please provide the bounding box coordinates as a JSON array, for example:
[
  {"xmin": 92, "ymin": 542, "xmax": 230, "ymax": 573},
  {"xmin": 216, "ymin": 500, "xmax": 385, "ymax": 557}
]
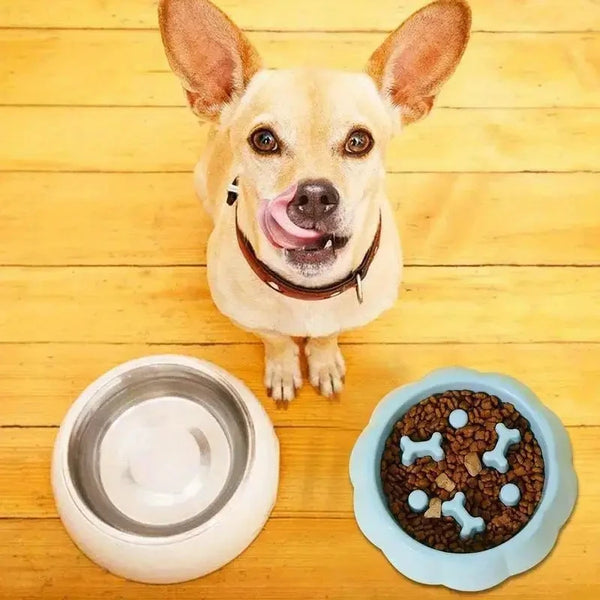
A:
[
  {"xmin": 263, "ymin": 339, "xmax": 302, "ymax": 402},
  {"xmin": 305, "ymin": 337, "xmax": 346, "ymax": 397}
]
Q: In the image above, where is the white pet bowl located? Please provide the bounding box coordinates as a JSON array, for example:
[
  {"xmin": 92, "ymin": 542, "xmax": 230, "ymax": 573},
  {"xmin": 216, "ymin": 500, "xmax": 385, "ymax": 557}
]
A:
[{"xmin": 52, "ymin": 355, "xmax": 279, "ymax": 584}]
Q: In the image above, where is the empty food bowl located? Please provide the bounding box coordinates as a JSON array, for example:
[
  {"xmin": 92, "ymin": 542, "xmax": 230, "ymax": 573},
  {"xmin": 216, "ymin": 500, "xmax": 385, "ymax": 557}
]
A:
[
  {"xmin": 349, "ymin": 367, "xmax": 577, "ymax": 591},
  {"xmin": 52, "ymin": 355, "xmax": 279, "ymax": 584}
]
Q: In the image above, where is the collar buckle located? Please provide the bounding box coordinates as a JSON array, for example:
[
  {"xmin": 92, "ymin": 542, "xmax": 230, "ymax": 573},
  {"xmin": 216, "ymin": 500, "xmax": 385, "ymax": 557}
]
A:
[
  {"xmin": 226, "ymin": 177, "xmax": 240, "ymax": 206},
  {"xmin": 355, "ymin": 273, "xmax": 364, "ymax": 304}
]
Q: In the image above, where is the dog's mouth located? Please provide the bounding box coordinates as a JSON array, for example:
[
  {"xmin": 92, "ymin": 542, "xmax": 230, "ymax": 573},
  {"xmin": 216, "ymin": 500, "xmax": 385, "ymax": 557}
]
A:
[
  {"xmin": 284, "ymin": 234, "xmax": 350, "ymax": 267},
  {"xmin": 258, "ymin": 184, "xmax": 350, "ymax": 268}
]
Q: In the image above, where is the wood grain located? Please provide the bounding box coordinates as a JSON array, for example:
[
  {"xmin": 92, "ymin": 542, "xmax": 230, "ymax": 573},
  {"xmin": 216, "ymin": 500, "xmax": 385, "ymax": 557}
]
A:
[
  {"xmin": 0, "ymin": 266, "xmax": 599, "ymax": 344},
  {"xmin": 1, "ymin": 0, "xmax": 599, "ymax": 31},
  {"xmin": 1, "ymin": 172, "xmax": 598, "ymax": 266},
  {"xmin": 1, "ymin": 343, "xmax": 598, "ymax": 428},
  {"xmin": 0, "ymin": 426, "xmax": 594, "ymax": 519},
  {"xmin": 1, "ymin": 106, "xmax": 599, "ymax": 172},
  {"xmin": 2, "ymin": 30, "xmax": 599, "ymax": 108}
]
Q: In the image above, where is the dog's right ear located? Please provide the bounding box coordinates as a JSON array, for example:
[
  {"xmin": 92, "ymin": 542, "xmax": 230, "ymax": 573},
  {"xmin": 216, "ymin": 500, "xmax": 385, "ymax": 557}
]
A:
[{"xmin": 158, "ymin": 0, "xmax": 261, "ymax": 119}]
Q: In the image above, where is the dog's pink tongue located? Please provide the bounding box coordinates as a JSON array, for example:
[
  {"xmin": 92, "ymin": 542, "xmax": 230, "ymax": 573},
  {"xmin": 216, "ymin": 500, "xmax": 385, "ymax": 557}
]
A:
[{"xmin": 258, "ymin": 184, "xmax": 324, "ymax": 250}]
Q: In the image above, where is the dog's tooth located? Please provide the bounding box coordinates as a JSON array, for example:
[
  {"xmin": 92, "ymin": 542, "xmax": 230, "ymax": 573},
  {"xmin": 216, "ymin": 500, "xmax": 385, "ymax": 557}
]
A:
[{"xmin": 324, "ymin": 239, "xmax": 333, "ymax": 249}]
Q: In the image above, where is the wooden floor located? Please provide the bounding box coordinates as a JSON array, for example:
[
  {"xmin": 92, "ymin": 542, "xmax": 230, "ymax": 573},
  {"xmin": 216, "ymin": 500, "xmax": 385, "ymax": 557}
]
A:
[{"xmin": 1, "ymin": 1, "xmax": 599, "ymax": 598}]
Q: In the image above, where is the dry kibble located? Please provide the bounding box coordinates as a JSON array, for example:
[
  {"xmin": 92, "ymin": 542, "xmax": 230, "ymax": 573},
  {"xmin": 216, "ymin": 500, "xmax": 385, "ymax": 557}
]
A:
[
  {"xmin": 435, "ymin": 472, "xmax": 456, "ymax": 492},
  {"xmin": 380, "ymin": 389, "xmax": 544, "ymax": 553},
  {"xmin": 465, "ymin": 452, "xmax": 482, "ymax": 477},
  {"xmin": 424, "ymin": 497, "xmax": 442, "ymax": 519}
]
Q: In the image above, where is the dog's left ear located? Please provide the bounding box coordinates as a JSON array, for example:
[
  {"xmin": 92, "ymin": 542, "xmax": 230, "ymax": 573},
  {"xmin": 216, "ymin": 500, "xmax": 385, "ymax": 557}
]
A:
[
  {"xmin": 367, "ymin": 0, "xmax": 471, "ymax": 125},
  {"xmin": 158, "ymin": 0, "xmax": 261, "ymax": 119}
]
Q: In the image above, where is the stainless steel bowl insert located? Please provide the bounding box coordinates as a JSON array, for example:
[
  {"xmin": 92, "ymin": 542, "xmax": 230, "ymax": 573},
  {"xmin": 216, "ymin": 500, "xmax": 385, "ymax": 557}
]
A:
[{"xmin": 67, "ymin": 361, "xmax": 253, "ymax": 536}]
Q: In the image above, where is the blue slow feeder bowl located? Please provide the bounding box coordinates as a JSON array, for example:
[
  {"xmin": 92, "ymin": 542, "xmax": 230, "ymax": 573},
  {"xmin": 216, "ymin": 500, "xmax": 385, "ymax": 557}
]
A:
[{"xmin": 349, "ymin": 367, "xmax": 577, "ymax": 592}]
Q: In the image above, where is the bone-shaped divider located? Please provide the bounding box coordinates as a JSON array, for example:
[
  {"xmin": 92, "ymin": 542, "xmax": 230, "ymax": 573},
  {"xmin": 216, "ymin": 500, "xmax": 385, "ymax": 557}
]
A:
[
  {"xmin": 442, "ymin": 492, "xmax": 486, "ymax": 539},
  {"xmin": 400, "ymin": 432, "xmax": 445, "ymax": 466},
  {"xmin": 482, "ymin": 423, "xmax": 521, "ymax": 473}
]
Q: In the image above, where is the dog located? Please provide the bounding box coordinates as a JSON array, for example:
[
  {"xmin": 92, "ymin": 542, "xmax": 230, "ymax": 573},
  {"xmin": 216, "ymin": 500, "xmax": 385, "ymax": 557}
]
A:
[{"xmin": 158, "ymin": 0, "xmax": 471, "ymax": 401}]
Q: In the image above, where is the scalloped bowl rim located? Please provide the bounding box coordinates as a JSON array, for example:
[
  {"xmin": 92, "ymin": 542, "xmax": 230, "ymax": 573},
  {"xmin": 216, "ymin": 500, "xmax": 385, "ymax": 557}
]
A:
[{"xmin": 349, "ymin": 367, "xmax": 578, "ymax": 592}]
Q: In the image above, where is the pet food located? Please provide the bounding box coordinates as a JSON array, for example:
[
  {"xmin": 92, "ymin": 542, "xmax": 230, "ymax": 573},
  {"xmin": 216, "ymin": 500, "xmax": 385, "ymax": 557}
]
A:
[{"xmin": 381, "ymin": 390, "xmax": 544, "ymax": 552}]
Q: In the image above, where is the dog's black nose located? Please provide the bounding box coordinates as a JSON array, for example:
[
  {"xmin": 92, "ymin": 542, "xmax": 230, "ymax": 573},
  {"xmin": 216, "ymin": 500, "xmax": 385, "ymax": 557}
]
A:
[{"xmin": 287, "ymin": 179, "xmax": 340, "ymax": 228}]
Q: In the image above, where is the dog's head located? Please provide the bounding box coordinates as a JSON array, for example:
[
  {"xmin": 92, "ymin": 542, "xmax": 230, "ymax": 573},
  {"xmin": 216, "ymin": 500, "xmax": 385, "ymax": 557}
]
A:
[{"xmin": 159, "ymin": 0, "xmax": 470, "ymax": 283}]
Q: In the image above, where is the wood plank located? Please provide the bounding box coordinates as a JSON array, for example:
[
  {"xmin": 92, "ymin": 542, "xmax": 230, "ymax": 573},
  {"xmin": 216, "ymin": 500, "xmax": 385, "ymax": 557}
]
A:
[
  {"xmin": 1, "ymin": 0, "xmax": 599, "ymax": 32},
  {"xmin": 0, "ymin": 427, "xmax": 595, "ymax": 598},
  {"xmin": 2, "ymin": 172, "xmax": 599, "ymax": 267},
  {"xmin": 1, "ymin": 517, "xmax": 597, "ymax": 600},
  {"xmin": 0, "ymin": 425, "xmax": 593, "ymax": 519},
  {"xmin": 2, "ymin": 30, "xmax": 599, "ymax": 108},
  {"xmin": 1, "ymin": 107, "xmax": 598, "ymax": 172},
  {"xmin": 1, "ymin": 342, "xmax": 597, "ymax": 428},
  {"xmin": 1, "ymin": 266, "xmax": 598, "ymax": 344}
]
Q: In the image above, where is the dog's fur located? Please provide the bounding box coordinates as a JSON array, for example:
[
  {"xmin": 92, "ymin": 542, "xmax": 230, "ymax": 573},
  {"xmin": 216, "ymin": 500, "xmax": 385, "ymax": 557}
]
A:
[{"xmin": 158, "ymin": 0, "xmax": 471, "ymax": 400}]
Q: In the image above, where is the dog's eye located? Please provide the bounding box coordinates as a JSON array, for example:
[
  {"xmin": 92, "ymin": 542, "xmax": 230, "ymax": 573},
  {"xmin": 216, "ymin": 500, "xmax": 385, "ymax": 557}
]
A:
[
  {"xmin": 344, "ymin": 129, "xmax": 374, "ymax": 157},
  {"xmin": 249, "ymin": 128, "xmax": 280, "ymax": 154}
]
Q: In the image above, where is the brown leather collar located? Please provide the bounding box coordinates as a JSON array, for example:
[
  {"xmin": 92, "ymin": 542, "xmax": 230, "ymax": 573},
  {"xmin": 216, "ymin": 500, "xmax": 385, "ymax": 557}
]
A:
[{"xmin": 235, "ymin": 207, "xmax": 382, "ymax": 303}]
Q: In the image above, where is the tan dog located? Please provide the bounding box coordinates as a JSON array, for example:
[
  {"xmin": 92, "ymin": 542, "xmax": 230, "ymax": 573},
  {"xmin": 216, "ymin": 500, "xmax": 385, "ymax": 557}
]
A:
[{"xmin": 158, "ymin": 0, "xmax": 471, "ymax": 401}]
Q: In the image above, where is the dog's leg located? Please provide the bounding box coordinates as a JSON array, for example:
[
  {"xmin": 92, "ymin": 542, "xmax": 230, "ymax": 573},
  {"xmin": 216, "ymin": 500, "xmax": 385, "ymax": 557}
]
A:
[
  {"xmin": 305, "ymin": 335, "xmax": 346, "ymax": 397},
  {"xmin": 260, "ymin": 333, "xmax": 302, "ymax": 402}
]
